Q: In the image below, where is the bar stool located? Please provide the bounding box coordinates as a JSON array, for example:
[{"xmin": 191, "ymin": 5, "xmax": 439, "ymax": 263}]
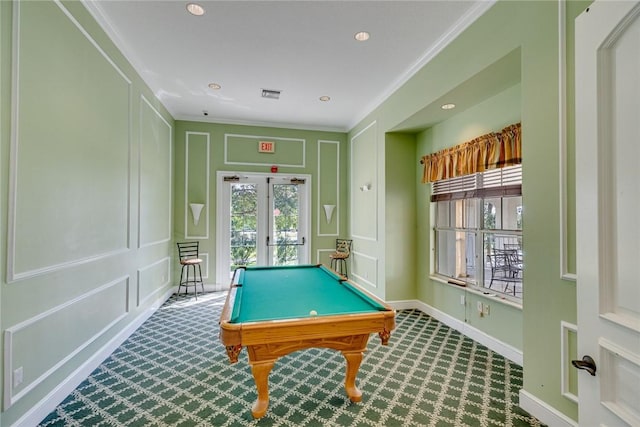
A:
[
  {"xmin": 329, "ymin": 239, "xmax": 352, "ymax": 278},
  {"xmin": 177, "ymin": 242, "xmax": 204, "ymax": 299}
]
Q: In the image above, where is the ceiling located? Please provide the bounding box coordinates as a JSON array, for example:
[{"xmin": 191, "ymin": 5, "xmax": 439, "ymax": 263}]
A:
[{"xmin": 85, "ymin": 1, "xmax": 494, "ymax": 132}]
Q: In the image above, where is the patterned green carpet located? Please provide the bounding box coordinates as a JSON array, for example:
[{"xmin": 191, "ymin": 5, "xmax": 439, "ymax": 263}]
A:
[{"xmin": 39, "ymin": 292, "xmax": 544, "ymax": 426}]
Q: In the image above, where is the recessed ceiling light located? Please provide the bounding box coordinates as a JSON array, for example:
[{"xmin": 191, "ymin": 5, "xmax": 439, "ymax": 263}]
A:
[
  {"xmin": 186, "ymin": 3, "xmax": 205, "ymax": 16},
  {"xmin": 354, "ymin": 31, "xmax": 370, "ymax": 42},
  {"xmin": 441, "ymin": 103, "xmax": 456, "ymax": 110},
  {"xmin": 319, "ymin": 96, "xmax": 331, "ymax": 102},
  {"xmin": 208, "ymin": 83, "xmax": 221, "ymax": 90}
]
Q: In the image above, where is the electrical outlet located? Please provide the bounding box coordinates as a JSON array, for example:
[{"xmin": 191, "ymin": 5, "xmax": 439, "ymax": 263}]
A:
[
  {"xmin": 460, "ymin": 295, "xmax": 466, "ymax": 305},
  {"xmin": 477, "ymin": 301, "xmax": 483, "ymax": 313},
  {"xmin": 13, "ymin": 367, "xmax": 23, "ymax": 388},
  {"xmin": 483, "ymin": 304, "xmax": 490, "ymax": 316}
]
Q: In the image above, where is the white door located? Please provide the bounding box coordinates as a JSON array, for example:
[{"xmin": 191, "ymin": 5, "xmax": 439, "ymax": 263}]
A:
[
  {"xmin": 216, "ymin": 172, "xmax": 310, "ymax": 284},
  {"xmin": 575, "ymin": 1, "xmax": 640, "ymax": 426}
]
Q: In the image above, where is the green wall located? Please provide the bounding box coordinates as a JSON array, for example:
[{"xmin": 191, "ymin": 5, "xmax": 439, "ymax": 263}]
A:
[
  {"xmin": 0, "ymin": 1, "xmax": 174, "ymax": 424},
  {"xmin": 0, "ymin": 0, "xmax": 592, "ymax": 425},
  {"xmin": 173, "ymin": 120, "xmax": 348, "ymax": 284},
  {"xmin": 348, "ymin": 1, "xmax": 585, "ymax": 423},
  {"xmin": 384, "ymin": 132, "xmax": 416, "ymax": 301},
  {"xmin": 415, "ymin": 83, "xmax": 523, "ymax": 350}
]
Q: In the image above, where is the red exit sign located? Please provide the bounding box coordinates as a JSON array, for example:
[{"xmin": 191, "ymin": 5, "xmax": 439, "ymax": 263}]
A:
[{"xmin": 258, "ymin": 141, "xmax": 275, "ymax": 153}]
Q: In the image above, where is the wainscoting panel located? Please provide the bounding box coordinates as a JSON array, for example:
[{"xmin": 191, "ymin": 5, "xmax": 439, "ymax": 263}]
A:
[
  {"xmin": 137, "ymin": 257, "xmax": 171, "ymax": 307},
  {"xmin": 199, "ymin": 253, "xmax": 210, "ymax": 280},
  {"xmin": 3, "ymin": 277, "xmax": 130, "ymax": 408},
  {"xmin": 138, "ymin": 96, "xmax": 172, "ymax": 248},
  {"xmin": 351, "ymin": 250, "xmax": 377, "ymax": 289},
  {"xmin": 8, "ymin": 0, "xmax": 131, "ymax": 281},
  {"xmin": 316, "ymin": 249, "xmax": 334, "ymax": 268}
]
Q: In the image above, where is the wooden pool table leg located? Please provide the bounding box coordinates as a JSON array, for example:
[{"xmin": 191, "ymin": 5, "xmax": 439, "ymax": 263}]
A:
[
  {"xmin": 342, "ymin": 350, "xmax": 363, "ymax": 402},
  {"xmin": 250, "ymin": 360, "xmax": 275, "ymax": 418}
]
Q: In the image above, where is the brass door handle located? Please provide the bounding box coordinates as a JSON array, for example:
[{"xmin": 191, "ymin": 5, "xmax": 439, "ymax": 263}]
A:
[{"xmin": 571, "ymin": 355, "xmax": 596, "ymax": 376}]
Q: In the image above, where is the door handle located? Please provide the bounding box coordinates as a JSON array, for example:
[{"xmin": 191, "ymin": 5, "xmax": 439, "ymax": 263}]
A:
[
  {"xmin": 266, "ymin": 236, "xmax": 305, "ymax": 246},
  {"xmin": 571, "ymin": 355, "xmax": 596, "ymax": 376}
]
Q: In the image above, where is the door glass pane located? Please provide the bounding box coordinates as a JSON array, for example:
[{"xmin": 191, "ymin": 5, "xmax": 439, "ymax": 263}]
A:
[
  {"xmin": 272, "ymin": 184, "xmax": 299, "ymax": 266},
  {"xmin": 230, "ymin": 184, "xmax": 257, "ymax": 274}
]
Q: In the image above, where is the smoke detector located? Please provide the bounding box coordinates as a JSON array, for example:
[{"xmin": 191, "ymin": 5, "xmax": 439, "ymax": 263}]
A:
[{"xmin": 261, "ymin": 89, "xmax": 281, "ymax": 100}]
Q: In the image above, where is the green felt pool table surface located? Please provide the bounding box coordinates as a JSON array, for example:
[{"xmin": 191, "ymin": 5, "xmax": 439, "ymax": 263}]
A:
[{"xmin": 230, "ymin": 264, "xmax": 387, "ymax": 323}]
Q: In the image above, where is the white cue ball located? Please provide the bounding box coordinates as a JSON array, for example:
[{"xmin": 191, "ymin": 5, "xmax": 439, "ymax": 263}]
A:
[{"xmin": 309, "ymin": 310, "xmax": 318, "ymax": 316}]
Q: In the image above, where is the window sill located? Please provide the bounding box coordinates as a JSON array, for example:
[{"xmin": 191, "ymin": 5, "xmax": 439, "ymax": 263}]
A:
[{"xmin": 429, "ymin": 274, "xmax": 523, "ymax": 310}]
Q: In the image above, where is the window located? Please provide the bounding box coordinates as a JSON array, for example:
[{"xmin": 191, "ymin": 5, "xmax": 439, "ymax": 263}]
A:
[{"xmin": 433, "ymin": 165, "xmax": 523, "ymax": 298}]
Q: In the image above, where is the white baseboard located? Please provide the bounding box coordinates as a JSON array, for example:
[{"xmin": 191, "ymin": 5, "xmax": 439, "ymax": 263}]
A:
[
  {"xmin": 175, "ymin": 283, "xmax": 228, "ymax": 294},
  {"xmin": 11, "ymin": 287, "xmax": 175, "ymax": 427},
  {"xmin": 389, "ymin": 299, "xmax": 578, "ymax": 427},
  {"xmin": 519, "ymin": 390, "xmax": 578, "ymax": 427},
  {"xmin": 387, "ymin": 299, "xmax": 523, "ymax": 365}
]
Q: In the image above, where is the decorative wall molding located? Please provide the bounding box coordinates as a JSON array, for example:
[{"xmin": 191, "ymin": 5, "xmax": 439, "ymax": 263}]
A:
[
  {"xmin": 137, "ymin": 257, "xmax": 171, "ymax": 307},
  {"xmin": 351, "ymin": 250, "xmax": 377, "ymax": 289},
  {"xmin": 316, "ymin": 249, "xmax": 335, "ymax": 265},
  {"xmin": 185, "ymin": 131, "xmax": 210, "ymax": 239},
  {"xmin": 3, "ymin": 276, "xmax": 130, "ymax": 409},
  {"xmin": 317, "ymin": 140, "xmax": 340, "ymax": 237},
  {"xmin": 224, "ymin": 133, "xmax": 306, "ymax": 167},
  {"xmin": 138, "ymin": 95, "xmax": 173, "ymax": 248},
  {"xmin": 7, "ymin": 0, "xmax": 132, "ymax": 283},
  {"xmin": 558, "ymin": 0, "xmax": 576, "ymax": 282},
  {"xmin": 560, "ymin": 321, "xmax": 578, "ymax": 403},
  {"xmin": 199, "ymin": 253, "xmax": 210, "ymax": 280},
  {"xmin": 9, "ymin": 287, "xmax": 175, "ymax": 427}
]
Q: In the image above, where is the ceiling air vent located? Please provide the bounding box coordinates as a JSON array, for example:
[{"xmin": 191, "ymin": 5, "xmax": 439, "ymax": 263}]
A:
[{"xmin": 261, "ymin": 89, "xmax": 281, "ymax": 100}]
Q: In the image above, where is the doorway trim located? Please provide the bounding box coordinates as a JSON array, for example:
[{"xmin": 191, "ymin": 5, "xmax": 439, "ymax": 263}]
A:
[{"xmin": 215, "ymin": 171, "xmax": 312, "ymax": 285}]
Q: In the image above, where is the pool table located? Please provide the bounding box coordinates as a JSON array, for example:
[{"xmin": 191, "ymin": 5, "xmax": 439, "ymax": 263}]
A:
[{"xmin": 219, "ymin": 264, "xmax": 395, "ymax": 418}]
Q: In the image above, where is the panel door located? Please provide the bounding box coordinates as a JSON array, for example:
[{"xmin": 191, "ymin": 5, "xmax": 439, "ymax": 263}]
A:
[{"xmin": 575, "ymin": 1, "xmax": 640, "ymax": 425}]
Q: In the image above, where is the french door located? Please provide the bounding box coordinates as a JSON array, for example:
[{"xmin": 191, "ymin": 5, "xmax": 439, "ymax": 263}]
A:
[
  {"xmin": 216, "ymin": 172, "xmax": 310, "ymax": 284},
  {"xmin": 575, "ymin": 1, "xmax": 640, "ymax": 425}
]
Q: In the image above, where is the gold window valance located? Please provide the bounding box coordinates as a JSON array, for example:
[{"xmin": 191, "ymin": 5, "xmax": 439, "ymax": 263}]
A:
[{"xmin": 420, "ymin": 123, "xmax": 521, "ymax": 183}]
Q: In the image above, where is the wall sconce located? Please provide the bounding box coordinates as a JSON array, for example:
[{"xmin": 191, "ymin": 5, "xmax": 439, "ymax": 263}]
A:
[
  {"xmin": 360, "ymin": 184, "xmax": 371, "ymax": 192},
  {"xmin": 189, "ymin": 203, "xmax": 205, "ymax": 226},
  {"xmin": 323, "ymin": 204, "xmax": 336, "ymax": 223}
]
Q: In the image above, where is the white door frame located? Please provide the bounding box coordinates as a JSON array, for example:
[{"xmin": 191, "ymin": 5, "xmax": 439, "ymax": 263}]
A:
[{"xmin": 215, "ymin": 171, "xmax": 311, "ymax": 285}]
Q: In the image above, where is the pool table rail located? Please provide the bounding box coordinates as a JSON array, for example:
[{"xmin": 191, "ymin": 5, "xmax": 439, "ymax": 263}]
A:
[{"xmin": 220, "ymin": 310, "xmax": 395, "ymax": 360}]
